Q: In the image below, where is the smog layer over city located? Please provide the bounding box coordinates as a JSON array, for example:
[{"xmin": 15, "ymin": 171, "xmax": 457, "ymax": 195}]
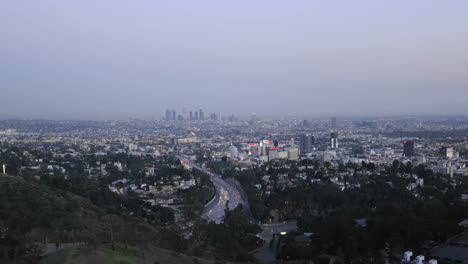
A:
[{"xmin": 1, "ymin": 1, "xmax": 468, "ymax": 264}]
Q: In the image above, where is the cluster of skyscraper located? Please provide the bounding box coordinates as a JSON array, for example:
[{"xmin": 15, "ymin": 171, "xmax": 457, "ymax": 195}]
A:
[
  {"xmin": 299, "ymin": 132, "xmax": 339, "ymax": 154},
  {"xmin": 299, "ymin": 117, "xmax": 339, "ymax": 154},
  {"xmin": 165, "ymin": 109, "xmax": 179, "ymax": 121},
  {"xmin": 165, "ymin": 109, "xmax": 224, "ymax": 121},
  {"xmin": 300, "ymin": 134, "xmax": 417, "ymax": 157},
  {"xmin": 188, "ymin": 109, "xmax": 204, "ymax": 121}
]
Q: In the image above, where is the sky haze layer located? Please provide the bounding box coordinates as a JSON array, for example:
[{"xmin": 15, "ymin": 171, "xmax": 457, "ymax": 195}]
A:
[{"xmin": 1, "ymin": 1, "xmax": 468, "ymax": 119}]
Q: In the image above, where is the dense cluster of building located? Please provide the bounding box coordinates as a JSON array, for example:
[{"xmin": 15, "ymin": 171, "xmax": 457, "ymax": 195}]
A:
[
  {"xmin": 2, "ymin": 116, "xmax": 467, "ymax": 181},
  {"xmin": 1, "ymin": 116, "xmax": 468, "ymax": 262}
]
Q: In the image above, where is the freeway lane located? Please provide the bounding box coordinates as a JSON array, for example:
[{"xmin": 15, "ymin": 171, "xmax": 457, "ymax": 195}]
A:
[
  {"xmin": 179, "ymin": 156, "xmax": 297, "ymax": 263},
  {"xmin": 178, "ymin": 156, "xmax": 243, "ymax": 223}
]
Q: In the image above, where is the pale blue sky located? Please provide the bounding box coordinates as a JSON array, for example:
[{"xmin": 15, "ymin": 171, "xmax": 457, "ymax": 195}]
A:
[{"xmin": 1, "ymin": 1, "xmax": 467, "ymax": 119}]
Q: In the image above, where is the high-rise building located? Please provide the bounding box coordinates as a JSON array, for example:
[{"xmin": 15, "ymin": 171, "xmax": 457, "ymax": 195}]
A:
[
  {"xmin": 194, "ymin": 111, "xmax": 199, "ymax": 120},
  {"xmin": 199, "ymin": 109, "xmax": 204, "ymax": 121},
  {"xmin": 446, "ymin": 147, "xmax": 454, "ymax": 158},
  {"xmin": 403, "ymin": 141, "xmax": 415, "ymax": 157},
  {"xmin": 172, "ymin": 110, "xmax": 176, "ymax": 121},
  {"xmin": 189, "ymin": 111, "xmax": 193, "ymax": 121},
  {"xmin": 440, "ymin": 146, "xmax": 454, "ymax": 158},
  {"xmin": 251, "ymin": 112, "xmax": 257, "ymax": 121},
  {"xmin": 165, "ymin": 109, "xmax": 172, "ymax": 121},
  {"xmin": 330, "ymin": 132, "xmax": 338, "ymax": 149},
  {"xmin": 210, "ymin": 113, "xmax": 218, "ymax": 120},
  {"xmin": 300, "ymin": 134, "xmax": 314, "ymax": 153},
  {"xmin": 330, "ymin": 117, "xmax": 337, "ymax": 130}
]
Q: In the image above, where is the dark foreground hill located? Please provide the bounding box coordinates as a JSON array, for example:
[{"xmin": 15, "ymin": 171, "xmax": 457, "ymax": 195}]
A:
[
  {"xmin": 0, "ymin": 174, "xmax": 231, "ymax": 263},
  {"xmin": 38, "ymin": 243, "xmax": 239, "ymax": 264}
]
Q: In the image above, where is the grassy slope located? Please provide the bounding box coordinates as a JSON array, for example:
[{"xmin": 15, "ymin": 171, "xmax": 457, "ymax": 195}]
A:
[
  {"xmin": 0, "ymin": 175, "xmax": 245, "ymax": 264},
  {"xmin": 0, "ymin": 174, "xmax": 102, "ymax": 232},
  {"xmin": 40, "ymin": 244, "xmax": 239, "ymax": 264}
]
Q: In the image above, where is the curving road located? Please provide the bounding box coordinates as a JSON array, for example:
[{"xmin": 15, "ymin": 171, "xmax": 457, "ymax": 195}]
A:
[
  {"xmin": 178, "ymin": 156, "xmax": 244, "ymax": 223},
  {"xmin": 179, "ymin": 156, "xmax": 297, "ymax": 263}
]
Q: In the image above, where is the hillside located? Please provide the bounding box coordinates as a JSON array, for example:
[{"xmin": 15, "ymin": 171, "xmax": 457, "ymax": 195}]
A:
[
  {"xmin": 39, "ymin": 243, "xmax": 241, "ymax": 264},
  {"xmin": 0, "ymin": 174, "xmax": 103, "ymax": 234},
  {"xmin": 0, "ymin": 175, "xmax": 191, "ymax": 262}
]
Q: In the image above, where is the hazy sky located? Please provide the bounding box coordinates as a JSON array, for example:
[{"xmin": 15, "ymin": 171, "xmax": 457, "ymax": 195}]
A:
[{"xmin": 1, "ymin": 1, "xmax": 467, "ymax": 119}]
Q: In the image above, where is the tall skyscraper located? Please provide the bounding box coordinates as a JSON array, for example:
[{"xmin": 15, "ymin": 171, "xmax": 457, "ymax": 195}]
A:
[
  {"xmin": 165, "ymin": 109, "xmax": 171, "ymax": 121},
  {"xmin": 195, "ymin": 111, "xmax": 199, "ymax": 120},
  {"xmin": 330, "ymin": 117, "xmax": 337, "ymax": 130},
  {"xmin": 199, "ymin": 109, "xmax": 204, "ymax": 121},
  {"xmin": 210, "ymin": 113, "xmax": 218, "ymax": 120},
  {"xmin": 403, "ymin": 141, "xmax": 415, "ymax": 156},
  {"xmin": 300, "ymin": 134, "xmax": 314, "ymax": 153},
  {"xmin": 189, "ymin": 111, "xmax": 193, "ymax": 121},
  {"xmin": 330, "ymin": 132, "xmax": 338, "ymax": 149},
  {"xmin": 251, "ymin": 112, "xmax": 257, "ymax": 121},
  {"xmin": 172, "ymin": 110, "xmax": 176, "ymax": 121}
]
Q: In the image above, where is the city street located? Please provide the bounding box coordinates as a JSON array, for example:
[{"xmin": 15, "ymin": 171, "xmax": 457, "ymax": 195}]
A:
[{"xmin": 254, "ymin": 221, "xmax": 298, "ymax": 263}]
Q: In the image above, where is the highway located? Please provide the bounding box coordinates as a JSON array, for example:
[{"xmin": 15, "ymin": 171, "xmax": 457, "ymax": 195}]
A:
[
  {"xmin": 178, "ymin": 156, "xmax": 243, "ymax": 223},
  {"xmin": 179, "ymin": 156, "xmax": 297, "ymax": 263}
]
